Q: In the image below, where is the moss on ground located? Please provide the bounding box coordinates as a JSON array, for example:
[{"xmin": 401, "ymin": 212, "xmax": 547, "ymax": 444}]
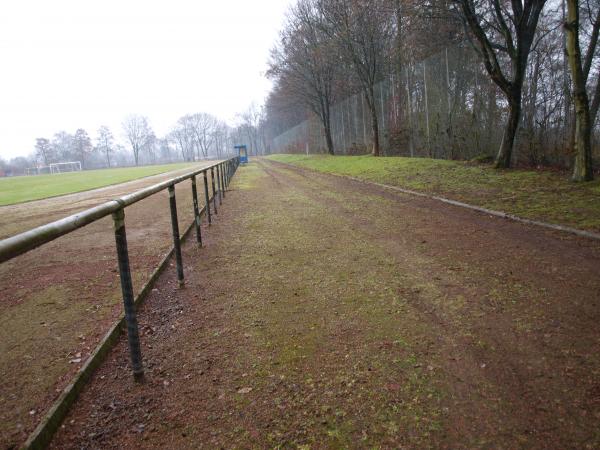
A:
[
  {"xmin": 267, "ymin": 154, "xmax": 600, "ymax": 232},
  {"xmin": 193, "ymin": 162, "xmax": 449, "ymax": 447}
]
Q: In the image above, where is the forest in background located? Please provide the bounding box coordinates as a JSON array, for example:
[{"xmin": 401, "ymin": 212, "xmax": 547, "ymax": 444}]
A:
[{"xmin": 263, "ymin": 0, "xmax": 600, "ymax": 182}]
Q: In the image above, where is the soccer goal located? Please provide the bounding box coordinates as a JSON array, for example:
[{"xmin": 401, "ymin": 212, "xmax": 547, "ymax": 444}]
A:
[{"xmin": 49, "ymin": 161, "xmax": 82, "ymax": 174}]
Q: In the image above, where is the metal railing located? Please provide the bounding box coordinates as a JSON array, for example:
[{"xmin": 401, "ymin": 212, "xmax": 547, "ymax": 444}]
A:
[{"xmin": 0, "ymin": 156, "xmax": 240, "ymax": 380}]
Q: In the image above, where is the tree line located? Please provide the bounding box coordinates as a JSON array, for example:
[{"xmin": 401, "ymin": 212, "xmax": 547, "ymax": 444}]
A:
[
  {"xmin": 264, "ymin": 0, "xmax": 600, "ymax": 182},
  {"xmin": 0, "ymin": 105, "xmax": 269, "ymax": 176}
]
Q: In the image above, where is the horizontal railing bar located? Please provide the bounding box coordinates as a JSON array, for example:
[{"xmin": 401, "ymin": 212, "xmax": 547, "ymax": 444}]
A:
[{"xmin": 0, "ymin": 158, "xmax": 235, "ymax": 264}]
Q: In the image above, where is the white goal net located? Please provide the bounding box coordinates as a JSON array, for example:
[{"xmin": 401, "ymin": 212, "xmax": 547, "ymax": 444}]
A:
[
  {"xmin": 49, "ymin": 161, "xmax": 82, "ymax": 174},
  {"xmin": 25, "ymin": 162, "xmax": 82, "ymax": 175}
]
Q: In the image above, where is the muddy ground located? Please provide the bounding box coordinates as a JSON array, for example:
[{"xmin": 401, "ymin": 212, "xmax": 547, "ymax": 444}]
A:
[
  {"xmin": 0, "ymin": 162, "xmax": 221, "ymax": 448},
  {"xmin": 38, "ymin": 160, "xmax": 600, "ymax": 448}
]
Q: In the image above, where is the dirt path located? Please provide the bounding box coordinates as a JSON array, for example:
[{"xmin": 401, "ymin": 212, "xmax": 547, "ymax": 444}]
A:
[{"xmin": 50, "ymin": 160, "xmax": 600, "ymax": 449}]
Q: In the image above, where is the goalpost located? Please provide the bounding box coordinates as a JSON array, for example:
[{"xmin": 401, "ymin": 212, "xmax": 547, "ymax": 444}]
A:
[{"xmin": 49, "ymin": 161, "xmax": 82, "ymax": 174}]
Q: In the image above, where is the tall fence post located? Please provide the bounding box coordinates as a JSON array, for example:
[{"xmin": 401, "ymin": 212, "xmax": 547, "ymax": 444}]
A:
[
  {"xmin": 112, "ymin": 208, "xmax": 144, "ymax": 381},
  {"xmin": 191, "ymin": 175, "xmax": 202, "ymax": 246},
  {"xmin": 203, "ymin": 170, "xmax": 212, "ymax": 225},
  {"xmin": 168, "ymin": 185, "xmax": 184, "ymax": 287},
  {"xmin": 211, "ymin": 167, "xmax": 218, "ymax": 215}
]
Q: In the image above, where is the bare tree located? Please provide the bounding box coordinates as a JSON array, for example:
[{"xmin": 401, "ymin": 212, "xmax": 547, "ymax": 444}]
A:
[
  {"xmin": 122, "ymin": 115, "xmax": 153, "ymax": 166},
  {"xmin": 95, "ymin": 125, "xmax": 114, "ymax": 168},
  {"xmin": 52, "ymin": 131, "xmax": 74, "ymax": 162},
  {"xmin": 189, "ymin": 113, "xmax": 218, "ymax": 159},
  {"xmin": 453, "ymin": 0, "xmax": 547, "ymax": 168},
  {"xmin": 238, "ymin": 103, "xmax": 265, "ymax": 155},
  {"xmin": 73, "ymin": 128, "xmax": 93, "ymax": 169},
  {"xmin": 34, "ymin": 138, "xmax": 54, "ymax": 166},
  {"xmin": 318, "ymin": 0, "xmax": 395, "ymax": 156},
  {"xmin": 212, "ymin": 121, "xmax": 230, "ymax": 158},
  {"xmin": 269, "ymin": 0, "xmax": 338, "ymax": 154},
  {"xmin": 170, "ymin": 117, "xmax": 196, "ymax": 161}
]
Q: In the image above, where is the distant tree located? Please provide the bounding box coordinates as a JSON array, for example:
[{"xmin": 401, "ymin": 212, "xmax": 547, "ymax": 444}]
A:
[
  {"xmin": 34, "ymin": 138, "xmax": 54, "ymax": 165},
  {"xmin": 95, "ymin": 125, "xmax": 115, "ymax": 168},
  {"xmin": 52, "ymin": 131, "xmax": 75, "ymax": 161},
  {"xmin": 189, "ymin": 113, "xmax": 218, "ymax": 159},
  {"xmin": 453, "ymin": 0, "xmax": 548, "ymax": 168},
  {"xmin": 112, "ymin": 144, "xmax": 132, "ymax": 166},
  {"xmin": 72, "ymin": 129, "xmax": 93, "ymax": 169},
  {"xmin": 8, "ymin": 156, "xmax": 32, "ymax": 175},
  {"xmin": 170, "ymin": 116, "xmax": 196, "ymax": 161},
  {"xmin": 239, "ymin": 103, "xmax": 264, "ymax": 155},
  {"xmin": 122, "ymin": 115, "xmax": 153, "ymax": 166},
  {"xmin": 158, "ymin": 138, "xmax": 174, "ymax": 162},
  {"xmin": 318, "ymin": 0, "xmax": 395, "ymax": 156},
  {"xmin": 143, "ymin": 131, "xmax": 157, "ymax": 163},
  {"xmin": 564, "ymin": 0, "xmax": 599, "ymax": 181},
  {"xmin": 213, "ymin": 121, "xmax": 230, "ymax": 158}
]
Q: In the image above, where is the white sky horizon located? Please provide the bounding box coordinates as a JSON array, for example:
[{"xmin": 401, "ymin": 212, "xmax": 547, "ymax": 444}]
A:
[{"xmin": 0, "ymin": 0, "xmax": 293, "ymax": 160}]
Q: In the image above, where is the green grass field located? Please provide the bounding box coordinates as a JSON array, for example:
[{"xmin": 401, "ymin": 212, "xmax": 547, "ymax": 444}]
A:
[
  {"xmin": 267, "ymin": 154, "xmax": 600, "ymax": 233},
  {"xmin": 0, "ymin": 163, "xmax": 201, "ymax": 206}
]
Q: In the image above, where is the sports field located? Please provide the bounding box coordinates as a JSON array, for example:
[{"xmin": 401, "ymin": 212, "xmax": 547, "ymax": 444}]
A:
[{"xmin": 0, "ymin": 162, "xmax": 200, "ymax": 206}]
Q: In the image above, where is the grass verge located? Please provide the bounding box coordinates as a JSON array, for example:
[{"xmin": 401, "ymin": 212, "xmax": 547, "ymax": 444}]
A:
[
  {"xmin": 0, "ymin": 162, "xmax": 201, "ymax": 206},
  {"xmin": 267, "ymin": 154, "xmax": 600, "ymax": 232}
]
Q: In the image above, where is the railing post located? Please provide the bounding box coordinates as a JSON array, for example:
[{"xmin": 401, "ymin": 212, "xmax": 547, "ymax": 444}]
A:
[
  {"xmin": 112, "ymin": 208, "xmax": 144, "ymax": 381},
  {"xmin": 203, "ymin": 170, "xmax": 212, "ymax": 225},
  {"xmin": 220, "ymin": 163, "xmax": 226, "ymax": 198},
  {"xmin": 226, "ymin": 161, "xmax": 230, "ymax": 188},
  {"xmin": 217, "ymin": 164, "xmax": 223, "ymax": 205},
  {"xmin": 191, "ymin": 175, "xmax": 202, "ymax": 246},
  {"xmin": 210, "ymin": 167, "xmax": 218, "ymax": 215},
  {"xmin": 168, "ymin": 185, "xmax": 184, "ymax": 288}
]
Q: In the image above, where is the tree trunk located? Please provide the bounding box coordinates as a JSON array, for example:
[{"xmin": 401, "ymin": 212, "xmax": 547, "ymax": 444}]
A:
[
  {"xmin": 370, "ymin": 106, "xmax": 380, "ymax": 156},
  {"xmin": 571, "ymin": 96, "xmax": 593, "ymax": 180},
  {"xmin": 324, "ymin": 122, "xmax": 334, "ymax": 155},
  {"xmin": 566, "ymin": 0, "xmax": 594, "ymax": 181},
  {"xmin": 367, "ymin": 88, "xmax": 381, "ymax": 156},
  {"xmin": 495, "ymin": 92, "xmax": 521, "ymax": 168},
  {"xmin": 320, "ymin": 102, "xmax": 335, "ymax": 155}
]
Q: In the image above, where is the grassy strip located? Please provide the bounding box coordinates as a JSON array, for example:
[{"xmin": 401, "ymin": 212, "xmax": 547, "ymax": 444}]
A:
[
  {"xmin": 0, "ymin": 162, "xmax": 199, "ymax": 206},
  {"xmin": 267, "ymin": 154, "xmax": 600, "ymax": 233}
]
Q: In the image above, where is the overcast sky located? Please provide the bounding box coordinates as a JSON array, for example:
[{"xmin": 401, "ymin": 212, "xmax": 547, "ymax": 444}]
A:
[{"xmin": 0, "ymin": 0, "xmax": 292, "ymax": 160}]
